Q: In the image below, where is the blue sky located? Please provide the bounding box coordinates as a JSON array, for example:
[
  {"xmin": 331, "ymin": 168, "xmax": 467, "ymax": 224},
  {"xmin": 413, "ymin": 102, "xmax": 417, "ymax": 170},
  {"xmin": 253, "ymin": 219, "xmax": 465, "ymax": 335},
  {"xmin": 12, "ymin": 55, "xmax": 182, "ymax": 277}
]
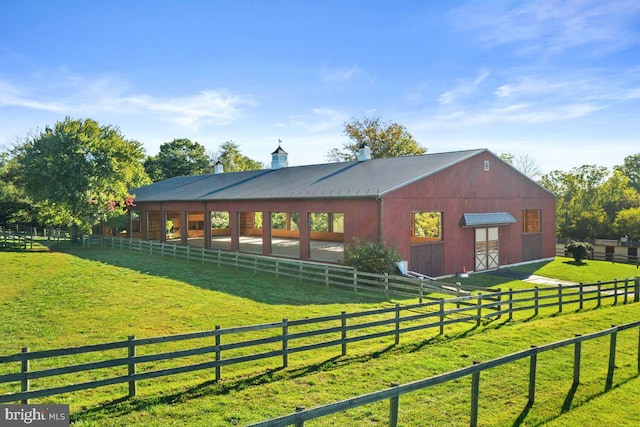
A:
[{"xmin": 1, "ymin": 0, "xmax": 638, "ymax": 173}]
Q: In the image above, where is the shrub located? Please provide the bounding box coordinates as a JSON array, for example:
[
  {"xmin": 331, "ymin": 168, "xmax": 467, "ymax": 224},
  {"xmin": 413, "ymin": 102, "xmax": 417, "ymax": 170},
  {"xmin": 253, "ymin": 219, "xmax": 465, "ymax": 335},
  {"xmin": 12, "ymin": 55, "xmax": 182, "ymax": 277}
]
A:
[
  {"xmin": 344, "ymin": 239, "xmax": 403, "ymax": 274},
  {"xmin": 565, "ymin": 241, "xmax": 593, "ymax": 263}
]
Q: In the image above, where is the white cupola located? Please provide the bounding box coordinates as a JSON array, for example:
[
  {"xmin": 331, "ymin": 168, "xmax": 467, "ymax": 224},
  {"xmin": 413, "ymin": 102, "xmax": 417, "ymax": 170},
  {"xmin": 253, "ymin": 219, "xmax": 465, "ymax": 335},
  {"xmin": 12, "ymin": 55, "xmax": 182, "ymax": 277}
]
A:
[{"xmin": 271, "ymin": 142, "xmax": 288, "ymax": 169}]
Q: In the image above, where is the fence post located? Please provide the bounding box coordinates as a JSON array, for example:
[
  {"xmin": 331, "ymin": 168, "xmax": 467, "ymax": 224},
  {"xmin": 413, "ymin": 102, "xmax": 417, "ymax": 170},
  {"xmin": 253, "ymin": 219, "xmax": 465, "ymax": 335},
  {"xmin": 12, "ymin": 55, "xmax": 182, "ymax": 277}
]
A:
[
  {"xmin": 508, "ymin": 288, "xmax": 513, "ymax": 321},
  {"xmin": 295, "ymin": 406, "xmax": 305, "ymax": 427},
  {"xmin": 558, "ymin": 285, "xmax": 563, "ymax": 313},
  {"xmin": 606, "ymin": 326, "xmax": 617, "ymax": 391},
  {"xmin": 597, "ymin": 282, "xmax": 602, "ymax": 307},
  {"xmin": 201, "ymin": 247, "xmax": 205, "ymax": 265},
  {"xmin": 282, "ymin": 318, "xmax": 289, "ymax": 368},
  {"xmin": 573, "ymin": 335, "xmax": 582, "ymax": 386},
  {"xmin": 534, "ymin": 286, "xmax": 539, "ymax": 317},
  {"xmin": 394, "ymin": 304, "xmax": 400, "ymax": 346},
  {"xmin": 419, "ymin": 280, "xmax": 423, "ymax": 304},
  {"xmin": 215, "ymin": 325, "xmax": 221, "ymax": 382},
  {"xmin": 439, "ymin": 299, "xmax": 445, "ymax": 335},
  {"xmin": 21, "ymin": 347, "xmax": 29, "ymax": 404},
  {"xmin": 456, "ymin": 283, "xmax": 461, "ymax": 309},
  {"xmin": 470, "ymin": 361, "xmax": 481, "ymax": 427},
  {"xmin": 476, "ymin": 293, "xmax": 482, "ymax": 327},
  {"xmin": 325, "ymin": 265, "xmax": 329, "ymax": 287},
  {"xmin": 384, "ymin": 273, "xmax": 389, "ymax": 299},
  {"xmin": 341, "ymin": 311, "xmax": 347, "ymax": 356},
  {"xmin": 389, "ymin": 382, "xmax": 400, "ymax": 427},
  {"xmin": 634, "ymin": 277, "xmax": 640, "ymax": 303},
  {"xmin": 624, "ymin": 278, "xmax": 629, "ymax": 304},
  {"xmin": 127, "ymin": 335, "xmax": 136, "ymax": 398},
  {"xmin": 613, "ymin": 279, "xmax": 618, "ymax": 305},
  {"xmin": 528, "ymin": 345, "xmax": 537, "ymax": 406},
  {"xmin": 496, "ymin": 288, "xmax": 502, "ymax": 320},
  {"xmin": 353, "ymin": 271, "xmax": 357, "ymax": 293},
  {"xmin": 579, "ymin": 283, "xmax": 584, "ymax": 310}
]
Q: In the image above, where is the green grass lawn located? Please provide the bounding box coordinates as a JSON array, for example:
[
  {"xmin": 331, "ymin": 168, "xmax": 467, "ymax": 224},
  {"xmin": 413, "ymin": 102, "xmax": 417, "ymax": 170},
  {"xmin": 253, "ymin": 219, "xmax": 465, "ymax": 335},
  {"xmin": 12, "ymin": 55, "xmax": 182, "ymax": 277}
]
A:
[{"xmin": 1, "ymin": 242, "xmax": 639, "ymax": 426}]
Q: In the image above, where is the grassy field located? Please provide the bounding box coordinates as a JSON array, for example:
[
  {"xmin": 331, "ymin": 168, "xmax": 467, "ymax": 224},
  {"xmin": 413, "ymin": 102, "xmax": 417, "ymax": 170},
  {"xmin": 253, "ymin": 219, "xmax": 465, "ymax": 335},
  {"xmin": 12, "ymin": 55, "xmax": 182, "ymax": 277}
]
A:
[{"xmin": 1, "ymin": 241, "xmax": 639, "ymax": 426}]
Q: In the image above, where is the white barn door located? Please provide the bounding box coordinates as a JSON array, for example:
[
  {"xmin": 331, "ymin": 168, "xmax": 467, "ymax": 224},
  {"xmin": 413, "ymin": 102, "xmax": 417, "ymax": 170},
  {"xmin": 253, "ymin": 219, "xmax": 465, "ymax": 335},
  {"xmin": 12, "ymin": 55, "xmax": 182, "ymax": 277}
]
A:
[{"xmin": 475, "ymin": 227, "xmax": 499, "ymax": 271}]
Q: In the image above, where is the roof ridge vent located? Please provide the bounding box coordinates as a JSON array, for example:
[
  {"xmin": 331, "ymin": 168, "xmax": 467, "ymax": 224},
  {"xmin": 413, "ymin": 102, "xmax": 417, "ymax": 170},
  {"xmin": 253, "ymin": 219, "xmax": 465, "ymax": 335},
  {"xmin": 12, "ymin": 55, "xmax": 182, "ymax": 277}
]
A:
[
  {"xmin": 358, "ymin": 143, "xmax": 371, "ymax": 161},
  {"xmin": 214, "ymin": 160, "xmax": 224, "ymax": 174}
]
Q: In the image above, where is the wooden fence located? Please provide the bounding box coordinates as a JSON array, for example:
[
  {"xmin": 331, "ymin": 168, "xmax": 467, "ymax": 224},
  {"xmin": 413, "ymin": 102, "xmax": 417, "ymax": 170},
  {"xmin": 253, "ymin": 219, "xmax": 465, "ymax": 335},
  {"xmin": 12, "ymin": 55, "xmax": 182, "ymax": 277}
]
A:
[
  {"xmin": 82, "ymin": 236, "xmax": 469, "ymax": 300},
  {"xmin": 247, "ymin": 320, "xmax": 640, "ymax": 427},
  {"xmin": 1, "ymin": 277, "xmax": 638, "ymax": 405},
  {"xmin": 556, "ymin": 246, "xmax": 639, "ymax": 267},
  {"xmin": 0, "ymin": 230, "xmax": 33, "ymax": 249}
]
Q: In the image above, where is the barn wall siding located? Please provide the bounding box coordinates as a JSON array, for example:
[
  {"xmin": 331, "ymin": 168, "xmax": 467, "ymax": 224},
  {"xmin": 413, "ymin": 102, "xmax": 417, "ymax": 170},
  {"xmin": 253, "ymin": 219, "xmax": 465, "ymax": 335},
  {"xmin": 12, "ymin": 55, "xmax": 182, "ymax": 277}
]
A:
[
  {"xmin": 129, "ymin": 151, "xmax": 555, "ymax": 277},
  {"xmin": 381, "ymin": 152, "xmax": 555, "ymax": 275}
]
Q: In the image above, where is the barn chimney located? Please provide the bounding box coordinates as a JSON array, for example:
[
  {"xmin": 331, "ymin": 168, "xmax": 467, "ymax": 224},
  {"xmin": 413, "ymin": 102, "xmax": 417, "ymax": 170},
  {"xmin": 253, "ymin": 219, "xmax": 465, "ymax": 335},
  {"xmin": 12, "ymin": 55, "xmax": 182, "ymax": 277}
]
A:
[
  {"xmin": 358, "ymin": 143, "xmax": 371, "ymax": 161},
  {"xmin": 214, "ymin": 161, "xmax": 224, "ymax": 174},
  {"xmin": 271, "ymin": 142, "xmax": 288, "ymax": 169}
]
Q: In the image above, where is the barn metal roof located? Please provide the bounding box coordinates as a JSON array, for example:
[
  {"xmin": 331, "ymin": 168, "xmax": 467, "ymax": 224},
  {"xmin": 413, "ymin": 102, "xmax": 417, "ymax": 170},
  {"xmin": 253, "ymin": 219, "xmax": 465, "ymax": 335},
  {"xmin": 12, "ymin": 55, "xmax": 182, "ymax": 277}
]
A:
[
  {"xmin": 131, "ymin": 149, "xmax": 487, "ymax": 202},
  {"xmin": 460, "ymin": 212, "xmax": 517, "ymax": 227}
]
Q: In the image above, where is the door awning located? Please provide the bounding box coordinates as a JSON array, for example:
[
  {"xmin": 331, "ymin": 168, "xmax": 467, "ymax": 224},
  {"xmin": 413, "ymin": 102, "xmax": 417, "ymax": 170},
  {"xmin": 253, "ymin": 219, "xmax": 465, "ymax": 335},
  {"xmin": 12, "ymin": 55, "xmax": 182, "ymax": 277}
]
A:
[{"xmin": 460, "ymin": 212, "xmax": 517, "ymax": 227}]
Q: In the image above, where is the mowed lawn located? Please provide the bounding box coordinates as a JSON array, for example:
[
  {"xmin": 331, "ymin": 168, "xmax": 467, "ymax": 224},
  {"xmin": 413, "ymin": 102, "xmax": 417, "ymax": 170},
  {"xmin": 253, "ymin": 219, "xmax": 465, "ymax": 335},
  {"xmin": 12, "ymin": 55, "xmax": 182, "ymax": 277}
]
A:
[{"xmin": 1, "ymin": 242, "xmax": 639, "ymax": 426}]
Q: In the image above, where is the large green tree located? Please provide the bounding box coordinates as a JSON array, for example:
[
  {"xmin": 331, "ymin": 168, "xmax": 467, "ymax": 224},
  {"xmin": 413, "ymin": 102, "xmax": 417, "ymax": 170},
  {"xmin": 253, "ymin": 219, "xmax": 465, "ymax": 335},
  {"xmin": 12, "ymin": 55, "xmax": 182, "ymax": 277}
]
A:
[
  {"xmin": 540, "ymin": 164, "xmax": 640, "ymax": 239},
  {"xmin": 616, "ymin": 153, "xmax": 640, "ymax": 193},
  {"xmin": 144, "ymin": 138, "xmax": 212, "ymax": 182},
  {"xmin": 327, "ymin": 117, "xmax": 426, "ymax": 162},
  {"xmin": 0, "ymin": 151, "xmax": 35, "ymax": 223},
  {"xmin": 14, "ymin": 117, "xmax": 150, "ymax": 240},
  {"xmin": 214, "ymin": 141, "xmax": 263, "ymax": 172},
  {"xmin": 613, "ymin": 207, "xmax": 640, "ymax": 240}
]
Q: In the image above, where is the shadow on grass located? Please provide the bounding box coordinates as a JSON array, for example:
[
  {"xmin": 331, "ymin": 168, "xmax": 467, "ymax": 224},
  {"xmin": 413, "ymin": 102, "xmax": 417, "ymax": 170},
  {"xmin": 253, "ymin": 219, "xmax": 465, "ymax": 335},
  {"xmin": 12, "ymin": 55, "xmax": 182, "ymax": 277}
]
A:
[
  {"xmin": 512, "ymin": 401, "xmax": 532, "ymax": 426},
  {"xmin": 49, "ymin": 242, "xmax": 392, "ymax": 306},
  {"xmin": 511, "ymin": 374, "xmax": 640, "ymax": 427},
  {"xmin": 72, "ymin": 347, "xmax": 400, "ymax": 423},
  {"xmin": 563, "ymin": 260, "xmax": 589, "ymax": 267}
]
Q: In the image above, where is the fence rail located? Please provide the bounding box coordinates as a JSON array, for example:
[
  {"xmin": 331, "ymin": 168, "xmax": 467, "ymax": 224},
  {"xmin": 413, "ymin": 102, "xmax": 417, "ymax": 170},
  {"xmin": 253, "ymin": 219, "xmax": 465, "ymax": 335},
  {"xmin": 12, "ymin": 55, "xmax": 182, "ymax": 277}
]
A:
[
  {"xmin": 556, "ymin": 247, "xmax": 640, "ymax": 267},
  {"xmin": 247, "ymin": 320, "xmax": 640, "ymax": 427},
  {"xmin": 0, "ymin": 230, "xmax": 33, "ymax": 249},
  {"xmin": 1, "ymin": 275, "xmax": 638, "ymax": 405},
  {"xmin": 83, "ymin": 236, "xmax": 466, "ymax": 300}
]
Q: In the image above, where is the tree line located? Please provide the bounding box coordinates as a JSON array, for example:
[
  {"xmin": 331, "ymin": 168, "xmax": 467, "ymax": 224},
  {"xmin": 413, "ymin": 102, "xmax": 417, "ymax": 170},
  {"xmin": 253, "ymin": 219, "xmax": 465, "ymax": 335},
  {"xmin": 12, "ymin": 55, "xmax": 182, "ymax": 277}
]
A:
[{"xmin": 1, "ymin": 116, "xmax": 638, "ymax": 242}]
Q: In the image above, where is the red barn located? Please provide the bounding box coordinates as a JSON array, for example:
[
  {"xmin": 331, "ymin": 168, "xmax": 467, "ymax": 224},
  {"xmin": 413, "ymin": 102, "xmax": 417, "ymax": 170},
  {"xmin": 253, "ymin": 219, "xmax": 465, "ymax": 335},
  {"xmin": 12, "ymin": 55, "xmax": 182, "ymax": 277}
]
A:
[{"xmin": 127, "ymin": 147, "xmax": 555, "ymax": 277}]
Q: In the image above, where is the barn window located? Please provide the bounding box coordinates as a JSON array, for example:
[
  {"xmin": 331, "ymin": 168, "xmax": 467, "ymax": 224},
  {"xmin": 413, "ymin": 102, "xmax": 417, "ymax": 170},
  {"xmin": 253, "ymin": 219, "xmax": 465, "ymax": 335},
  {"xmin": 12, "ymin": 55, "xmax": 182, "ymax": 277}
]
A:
[
  {"xmin": 522, "ymin": 209, "xmax": 541, "ymax": 233},
  {"xmin": 187, "ymin": 211, "xmax": 204, "ymax": 230},
  {"xmin": 412, "ymin": 211, "xmax": 443, "ymax": 242}
]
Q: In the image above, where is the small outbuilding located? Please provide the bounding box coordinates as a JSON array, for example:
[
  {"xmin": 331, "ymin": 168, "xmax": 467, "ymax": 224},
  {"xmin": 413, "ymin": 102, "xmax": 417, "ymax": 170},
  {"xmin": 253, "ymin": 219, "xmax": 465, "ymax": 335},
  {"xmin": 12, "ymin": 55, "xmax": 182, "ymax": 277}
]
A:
[{"xmin": 127, "ymin": 147, "xmax": 555, "ymax": 277}]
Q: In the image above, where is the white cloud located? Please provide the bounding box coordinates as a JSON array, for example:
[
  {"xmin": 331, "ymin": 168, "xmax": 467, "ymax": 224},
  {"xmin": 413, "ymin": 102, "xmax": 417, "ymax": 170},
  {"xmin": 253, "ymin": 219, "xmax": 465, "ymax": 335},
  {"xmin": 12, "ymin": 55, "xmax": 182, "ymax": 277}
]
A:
[
  {"xmin": 438, "ymin": 70, "xmax": 489, "ymax": 104},
  {"xmin": 451, "ymin": 0, "xmax": 640, "ymax": 56},
  {"xmin": 287, "ymin": 107, "xmax": 349, "ymax": 133},
  {"xmin": 321, "ymin": 65, "xmax": 362, "ymax": 82},
  {"xmin": 123, "ymin": 90, "xmax": 254, "ymax": 129},
  {"xmin": 0, "ymin": 72, "xmax": 255, "ymax": 129}
]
